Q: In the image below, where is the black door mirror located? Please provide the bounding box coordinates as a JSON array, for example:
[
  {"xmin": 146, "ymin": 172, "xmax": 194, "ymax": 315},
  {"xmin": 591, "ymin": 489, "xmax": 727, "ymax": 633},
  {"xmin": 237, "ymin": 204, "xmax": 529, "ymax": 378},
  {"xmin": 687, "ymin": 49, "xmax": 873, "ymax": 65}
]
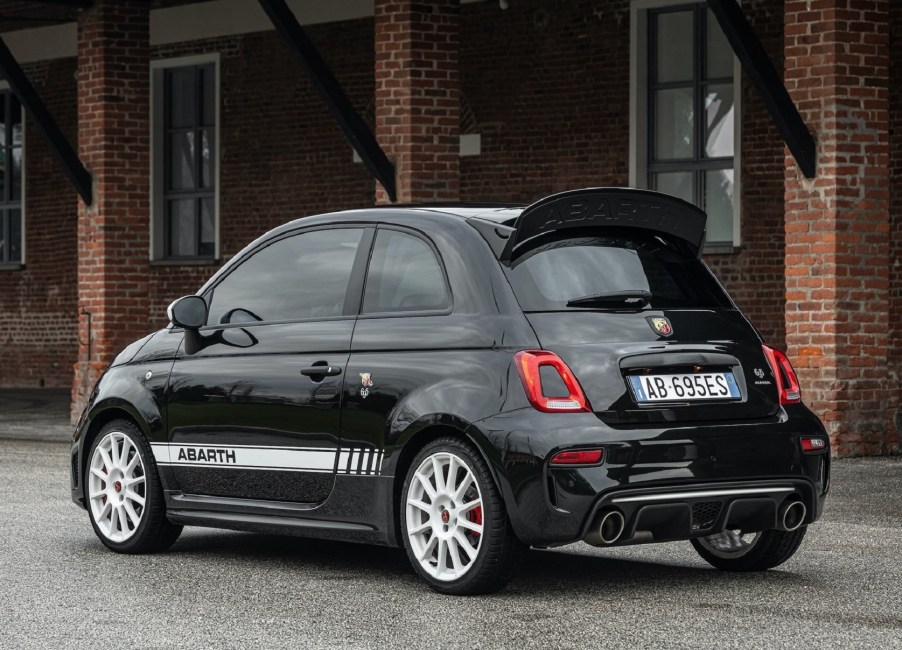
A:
[{"xmin": 167, "ymin": 295, "xmax": 208, "ymax": 330}]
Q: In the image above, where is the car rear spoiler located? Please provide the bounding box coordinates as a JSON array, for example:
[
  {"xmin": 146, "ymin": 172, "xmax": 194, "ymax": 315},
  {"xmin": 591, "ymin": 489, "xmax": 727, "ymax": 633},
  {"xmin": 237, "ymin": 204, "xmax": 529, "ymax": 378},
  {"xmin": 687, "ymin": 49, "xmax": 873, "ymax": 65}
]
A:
[{"xmin": 497, "ymin": 188, "xmax": 707, "ymax": 261}]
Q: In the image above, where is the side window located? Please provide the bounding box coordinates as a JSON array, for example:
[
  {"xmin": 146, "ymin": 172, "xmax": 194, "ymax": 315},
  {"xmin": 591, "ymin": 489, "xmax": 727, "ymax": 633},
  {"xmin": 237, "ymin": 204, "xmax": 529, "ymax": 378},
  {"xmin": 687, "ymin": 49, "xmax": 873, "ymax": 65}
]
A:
[
  {"xmin": 207, "ymin": 228, "xmax": 363, "ymax": 325},
  {"xmin": 362, "ymin": 229, "xmax": 450, "ymax": 314}
]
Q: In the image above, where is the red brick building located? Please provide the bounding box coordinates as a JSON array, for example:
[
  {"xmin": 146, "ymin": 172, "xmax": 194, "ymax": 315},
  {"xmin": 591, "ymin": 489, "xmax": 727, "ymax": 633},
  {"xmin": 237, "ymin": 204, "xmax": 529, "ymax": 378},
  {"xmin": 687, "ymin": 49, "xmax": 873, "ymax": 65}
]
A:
[{"xmin": 0, "ymin": 0, "xmax": 897, "ymax": 456}]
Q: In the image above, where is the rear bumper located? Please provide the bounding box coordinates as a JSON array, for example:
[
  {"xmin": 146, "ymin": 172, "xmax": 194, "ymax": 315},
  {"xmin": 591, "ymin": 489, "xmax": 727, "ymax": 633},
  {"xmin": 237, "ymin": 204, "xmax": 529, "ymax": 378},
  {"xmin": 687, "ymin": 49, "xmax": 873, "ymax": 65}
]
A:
[{"xmin": 476, "ymin": 405, "xmax": 830, "ymax": 547}]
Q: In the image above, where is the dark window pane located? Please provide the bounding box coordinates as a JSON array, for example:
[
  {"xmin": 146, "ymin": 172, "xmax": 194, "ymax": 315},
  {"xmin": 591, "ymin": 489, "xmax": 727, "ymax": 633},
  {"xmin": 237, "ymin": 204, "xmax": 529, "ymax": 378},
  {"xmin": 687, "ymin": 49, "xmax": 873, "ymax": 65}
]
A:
[
  {"xmin": 199, "ymin": 197, "xmax": 214, "ymax": 257},
  {"xmin": 653, "ymin": 171, "xmax": 694, "ymax": 204},
  {"xmin": 168, "ymin": 131, "xmax": 196, "ymax": 190},
  {"xmin": 0, "ymin": 211, "xmax": 6, "ymax": 261},
  {"xmin": 655, "ymin": 10, "xmax": 694, "ymax": 83},
  {"xmin": 11, "ymin": 147, "xmax": 21, "ymax": 201},
  {"xmin": 705, "ymin": 169, "xmax": 734, "ymax": 244},
  {"xmin": 200, "ymin": 129, "xmax": 212, "ymax": 189},
  {"xmin": 201, "ymin": 64, "xmax": 215, "ymax": 126},
  {"xmin": 505, "ymin": 235, "xmax": 731, "ymax": 312},
  {"xmin": 168, "ymin": 199, "xmax": 197, "ymax": 257},
  {"xmin": 363, "ymin": 230, "xmax": 449, "ymax": 313},
  {"xmin": 8, "ymin": 208, "xmax": 20, "ymax": 261},
  {"xmin": 167, "ymin": 68, "xmax": 196, "ymax": 129},
  {"xmin": 207, "ymin": 229, "xmax": 364, "ymax": 324},
  {"xmin": 706, "ymin": 9, "xmax": 733, "ymax": 79},
  {"xmin": 654, "ymin": 88, "xmax": 694, "ymax": 160}
]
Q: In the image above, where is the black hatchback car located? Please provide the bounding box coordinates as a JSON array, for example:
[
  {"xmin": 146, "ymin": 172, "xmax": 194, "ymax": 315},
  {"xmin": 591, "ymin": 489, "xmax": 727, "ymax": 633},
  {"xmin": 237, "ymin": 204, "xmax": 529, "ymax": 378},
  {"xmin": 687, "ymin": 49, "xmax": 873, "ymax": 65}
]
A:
[{"xmin": 70, "ymin": 188, "xmax": 829, "ymax": 594}]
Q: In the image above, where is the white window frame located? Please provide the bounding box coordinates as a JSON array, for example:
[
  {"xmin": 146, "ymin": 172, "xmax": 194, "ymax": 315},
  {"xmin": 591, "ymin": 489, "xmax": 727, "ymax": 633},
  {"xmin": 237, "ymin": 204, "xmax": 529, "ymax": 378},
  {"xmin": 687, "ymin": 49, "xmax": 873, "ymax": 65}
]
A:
[
  {"xmin": 0, "ymin": 81, "xmax": 25, "ymax": 268},
  {"xmin": 629, "ymin": 0, "xmax": 742, "ymax": 252},
  {"xmin": 150, "ymin": 53, "xmax": 221, "ymax": 262}
]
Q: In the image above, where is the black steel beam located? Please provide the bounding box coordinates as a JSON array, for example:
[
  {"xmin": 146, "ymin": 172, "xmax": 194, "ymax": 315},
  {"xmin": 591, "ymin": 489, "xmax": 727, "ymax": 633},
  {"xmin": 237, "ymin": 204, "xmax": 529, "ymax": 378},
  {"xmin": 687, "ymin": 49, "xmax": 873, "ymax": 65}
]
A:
[
  {"xmin": 257, "ymin": 0, "xmax": 397, "ymax": 202},
  {"xmin": 0, "ymin": 35, "xmax": 92, "ymax": 204},
  {"xmin": 707, "ymin": 0, "xmax": 816, "ymax": 178}
]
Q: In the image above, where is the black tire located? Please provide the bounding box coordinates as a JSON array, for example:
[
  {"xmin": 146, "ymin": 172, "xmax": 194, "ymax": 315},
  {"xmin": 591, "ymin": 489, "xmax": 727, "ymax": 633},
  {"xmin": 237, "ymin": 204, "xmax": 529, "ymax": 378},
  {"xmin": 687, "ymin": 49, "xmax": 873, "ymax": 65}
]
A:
[
  {"xmin": 85, "ymin": 419, "xmax": 182, "ymax": 553},
  {"xmin": 400, "ymin": 436, "xmax": 525, "ymax": 595},
  {"xmin": 691, "ymin": 526, "xmax": 807, "ymax": 571}
]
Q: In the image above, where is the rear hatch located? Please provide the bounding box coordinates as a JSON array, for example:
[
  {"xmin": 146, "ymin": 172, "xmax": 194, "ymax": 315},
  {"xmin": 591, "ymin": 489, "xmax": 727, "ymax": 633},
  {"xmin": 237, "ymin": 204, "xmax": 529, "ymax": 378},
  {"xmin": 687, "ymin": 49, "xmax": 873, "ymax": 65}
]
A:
[{"xmin": 494, "ymin": 189, "xmax": 781, "ymax": 424}]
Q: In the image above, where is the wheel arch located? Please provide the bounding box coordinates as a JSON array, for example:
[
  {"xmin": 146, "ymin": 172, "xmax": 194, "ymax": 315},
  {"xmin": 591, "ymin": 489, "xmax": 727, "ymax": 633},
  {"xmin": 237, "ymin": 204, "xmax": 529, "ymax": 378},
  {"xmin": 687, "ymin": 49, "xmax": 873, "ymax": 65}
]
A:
[
  {"xmin": 389, "ymin": 417, "xmax": 506, "ymax": 548},
  {"xmin": 78, "ymin": 402, "xmax": 153, "ymax": 498}
]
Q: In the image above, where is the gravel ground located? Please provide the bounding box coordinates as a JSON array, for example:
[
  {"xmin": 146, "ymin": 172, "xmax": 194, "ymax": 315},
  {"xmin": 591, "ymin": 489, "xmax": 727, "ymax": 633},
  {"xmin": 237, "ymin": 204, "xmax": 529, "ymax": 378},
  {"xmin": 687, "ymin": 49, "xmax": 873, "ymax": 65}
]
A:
[{"xmin": 0, "ymin": 437, "xmax": 900, "ymax": 649}]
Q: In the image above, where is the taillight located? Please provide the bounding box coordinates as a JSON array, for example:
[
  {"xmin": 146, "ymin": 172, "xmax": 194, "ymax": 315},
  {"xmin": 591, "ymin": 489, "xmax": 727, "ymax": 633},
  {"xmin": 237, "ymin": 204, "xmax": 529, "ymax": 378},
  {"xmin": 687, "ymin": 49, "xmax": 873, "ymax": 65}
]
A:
[
  {"xmin": 762, "ymin": 345, "xmax": 802, "ymax": 405},
  {"xmin": 550, "ymin": 449, "xmax": 604, "ymax": 465},
  {"xmin": 514, "ymin": 350, "xmax": 590, "ymax": 413},
  {"xmin": 800, "ymin": 436, "xmax": 828, "ymax": 453}
]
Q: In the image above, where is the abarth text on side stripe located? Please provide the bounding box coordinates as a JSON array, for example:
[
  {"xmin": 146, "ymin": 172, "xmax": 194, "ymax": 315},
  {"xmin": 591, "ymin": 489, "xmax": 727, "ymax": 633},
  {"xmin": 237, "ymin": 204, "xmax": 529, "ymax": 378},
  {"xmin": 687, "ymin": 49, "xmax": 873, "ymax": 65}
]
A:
[{"xmin": 70, "ymin": 188, "xmax": 830, "ymax": 594}]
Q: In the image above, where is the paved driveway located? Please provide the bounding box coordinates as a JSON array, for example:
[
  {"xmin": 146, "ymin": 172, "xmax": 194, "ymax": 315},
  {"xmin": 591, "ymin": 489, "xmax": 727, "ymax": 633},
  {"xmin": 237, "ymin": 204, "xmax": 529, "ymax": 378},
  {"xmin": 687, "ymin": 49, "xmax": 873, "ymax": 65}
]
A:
[{"xmin": 1, "ymin": 391, "xmax": 901, "ymax": 648}]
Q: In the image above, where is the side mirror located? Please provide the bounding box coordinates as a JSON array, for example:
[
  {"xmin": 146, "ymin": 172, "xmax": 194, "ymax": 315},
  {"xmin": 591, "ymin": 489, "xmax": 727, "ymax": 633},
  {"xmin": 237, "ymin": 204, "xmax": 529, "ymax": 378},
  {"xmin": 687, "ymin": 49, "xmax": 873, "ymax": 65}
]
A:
[{"xmin": 167, "ymin": 295, "xmax": 208, "ymax": 330}]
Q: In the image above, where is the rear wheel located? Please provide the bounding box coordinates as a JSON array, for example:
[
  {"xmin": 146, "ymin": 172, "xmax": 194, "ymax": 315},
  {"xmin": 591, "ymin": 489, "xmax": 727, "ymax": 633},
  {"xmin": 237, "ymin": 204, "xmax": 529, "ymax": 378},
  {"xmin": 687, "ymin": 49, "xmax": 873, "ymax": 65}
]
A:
[
  {"xmin": 691, "ymin": 526, "xmax": 807, "ymax": 571},
  {"xmin": 86, "ymin": 419, "xmax": 182, "ymax": 553},
  {"xmin": 400, "ymin": 437, "xmax": 524, "ymax": 595}
]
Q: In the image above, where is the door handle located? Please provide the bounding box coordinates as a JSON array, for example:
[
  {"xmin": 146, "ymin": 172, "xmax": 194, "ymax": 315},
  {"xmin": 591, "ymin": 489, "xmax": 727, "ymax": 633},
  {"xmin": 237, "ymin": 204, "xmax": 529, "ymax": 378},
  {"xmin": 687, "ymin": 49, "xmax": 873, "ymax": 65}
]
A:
[{"xmin": 300, "ymin": 365, "xmax": 342, "ymax": 377}]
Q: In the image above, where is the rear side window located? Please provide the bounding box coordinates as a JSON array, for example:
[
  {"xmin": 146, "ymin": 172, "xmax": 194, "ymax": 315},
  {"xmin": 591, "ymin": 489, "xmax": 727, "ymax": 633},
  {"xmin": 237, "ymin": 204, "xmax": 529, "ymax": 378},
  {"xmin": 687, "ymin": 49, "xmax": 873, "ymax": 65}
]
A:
[
  {"xmin": 362, "ymin": 229, "xmax": 450, "ymax": 314},
  {"xmin": 505, "ymin": 235, "xmax": 732, "ymax": 311},
  {"xmin": 207, "ymin": 228, "xmax": 363, "ymax": 324}
]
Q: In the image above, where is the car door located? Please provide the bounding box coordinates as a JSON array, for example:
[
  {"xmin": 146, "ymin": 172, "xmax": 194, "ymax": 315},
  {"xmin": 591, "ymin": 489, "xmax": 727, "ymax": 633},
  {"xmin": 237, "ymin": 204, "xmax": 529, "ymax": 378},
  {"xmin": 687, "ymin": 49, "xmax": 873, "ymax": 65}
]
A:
[{"xmin": 164, "ymin": 225, "xmax": 371, "ymax": 504}]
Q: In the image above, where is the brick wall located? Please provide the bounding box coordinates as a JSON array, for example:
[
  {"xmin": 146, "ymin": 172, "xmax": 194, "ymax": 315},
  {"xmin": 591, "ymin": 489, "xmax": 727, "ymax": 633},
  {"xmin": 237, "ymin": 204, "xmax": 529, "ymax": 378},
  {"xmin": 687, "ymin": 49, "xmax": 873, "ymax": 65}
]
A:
[
  {"xmin": 0, "ymin": 58, "xmax": 78, "ymax": 388},
  {"xmin": 375, "ymin": 0, "xmax": 460, "ymax": 204},
  {"xmin": 784, "ymin": 0, "xmax": 896, "ymax": 456},
  {"xmin": 890, "ymin": 2, "xmax": 902, "ymax": 444}
]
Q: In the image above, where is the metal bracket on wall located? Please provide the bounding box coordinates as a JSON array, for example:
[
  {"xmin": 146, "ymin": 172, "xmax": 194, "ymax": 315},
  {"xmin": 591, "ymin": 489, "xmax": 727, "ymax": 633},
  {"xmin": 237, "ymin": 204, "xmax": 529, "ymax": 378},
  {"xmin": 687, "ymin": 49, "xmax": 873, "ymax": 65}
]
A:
[
  {"xmin": 257, "ymin": 0, "xmax": 397, "ymax": 202},
  {"xmin": 0, "ymin": 35, "xmax": 93, "ymax": 205},
  {"xmin": 707, "ymin": 0, "xmax": 816, "ymax": 179}
]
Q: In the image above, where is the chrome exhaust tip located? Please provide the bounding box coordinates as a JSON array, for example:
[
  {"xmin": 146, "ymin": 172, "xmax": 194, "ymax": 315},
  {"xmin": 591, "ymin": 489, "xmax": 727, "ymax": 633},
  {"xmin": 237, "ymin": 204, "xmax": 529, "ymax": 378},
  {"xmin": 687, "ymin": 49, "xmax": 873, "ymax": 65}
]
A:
[
  {"xmin": 779, "ymin": 500, "xmax": 806, "ymax": 532},
  {"xmin": 598, "ymin": 509, "xmax": 626, "ymax": 545}
]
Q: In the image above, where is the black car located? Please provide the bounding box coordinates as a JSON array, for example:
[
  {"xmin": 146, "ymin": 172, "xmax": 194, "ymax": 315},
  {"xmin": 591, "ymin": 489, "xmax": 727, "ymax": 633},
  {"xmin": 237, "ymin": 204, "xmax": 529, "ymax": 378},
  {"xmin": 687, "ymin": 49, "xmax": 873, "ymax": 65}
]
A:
[{"xmin": 70, "ymin": 188, "xmax": 830, "ymax": 594}]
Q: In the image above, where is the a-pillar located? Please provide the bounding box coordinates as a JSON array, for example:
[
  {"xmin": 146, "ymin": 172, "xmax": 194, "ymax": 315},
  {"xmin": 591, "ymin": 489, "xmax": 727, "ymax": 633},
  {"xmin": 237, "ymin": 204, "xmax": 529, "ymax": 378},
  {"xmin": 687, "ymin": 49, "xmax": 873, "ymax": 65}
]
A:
[
  {"xmin": 72, "ymin": 0, "xmax": 150, "ymax": 421},
  {"xmin": 783, "ymin": 0, "xmax": 897, "ymax": 455},
  {"xmin": 374, "ymin": 0, "xmax": 460, "ymax": 204}
]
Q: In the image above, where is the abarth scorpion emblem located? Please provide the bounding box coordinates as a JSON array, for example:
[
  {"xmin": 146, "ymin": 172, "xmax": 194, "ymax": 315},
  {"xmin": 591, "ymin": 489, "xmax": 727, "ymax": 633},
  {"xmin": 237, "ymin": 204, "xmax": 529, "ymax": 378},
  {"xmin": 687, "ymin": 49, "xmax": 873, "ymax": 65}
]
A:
[
  {"xmin": 360, "ymin": 372, "xmax": 374, "ymax": 399},
  {"xmin": 646, "ymin": 316, "xmax": 673, "ymax": 337}
]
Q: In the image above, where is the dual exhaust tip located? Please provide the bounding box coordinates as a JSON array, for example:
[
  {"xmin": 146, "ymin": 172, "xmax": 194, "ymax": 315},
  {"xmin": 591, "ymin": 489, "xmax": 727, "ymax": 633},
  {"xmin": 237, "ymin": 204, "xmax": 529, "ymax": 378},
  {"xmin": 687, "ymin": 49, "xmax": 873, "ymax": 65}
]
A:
[
  {"xmin": 779, "ymin": 500, "xmax": 807, "ymax": 532},
  {"xmin": 586, "ymin": 499, "xmax": 806, "ymax": 546}
]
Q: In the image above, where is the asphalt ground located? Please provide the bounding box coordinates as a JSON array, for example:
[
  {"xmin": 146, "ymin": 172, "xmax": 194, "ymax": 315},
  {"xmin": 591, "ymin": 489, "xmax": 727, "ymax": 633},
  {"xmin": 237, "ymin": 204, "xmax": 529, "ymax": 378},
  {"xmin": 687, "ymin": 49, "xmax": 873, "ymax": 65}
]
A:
[{"xmin": 1, "ymin": 392, "xmax": 901, "ymax": 649}]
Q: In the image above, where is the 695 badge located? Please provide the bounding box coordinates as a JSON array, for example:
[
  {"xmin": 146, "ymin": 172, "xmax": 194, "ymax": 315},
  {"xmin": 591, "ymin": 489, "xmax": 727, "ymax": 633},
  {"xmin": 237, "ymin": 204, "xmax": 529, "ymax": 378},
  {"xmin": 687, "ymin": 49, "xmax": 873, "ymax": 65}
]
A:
[{"xmin": 359, "ymin": 372, "xmax": 374, "ymax": 398}]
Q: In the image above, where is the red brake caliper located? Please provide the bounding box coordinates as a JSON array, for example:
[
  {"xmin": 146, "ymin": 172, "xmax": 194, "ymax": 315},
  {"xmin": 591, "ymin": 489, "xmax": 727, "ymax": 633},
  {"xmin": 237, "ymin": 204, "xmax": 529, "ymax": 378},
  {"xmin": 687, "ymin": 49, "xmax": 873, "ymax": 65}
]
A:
[{"xmin": 468, "ymin": 505, "xmax": 482, "ymax": 536}]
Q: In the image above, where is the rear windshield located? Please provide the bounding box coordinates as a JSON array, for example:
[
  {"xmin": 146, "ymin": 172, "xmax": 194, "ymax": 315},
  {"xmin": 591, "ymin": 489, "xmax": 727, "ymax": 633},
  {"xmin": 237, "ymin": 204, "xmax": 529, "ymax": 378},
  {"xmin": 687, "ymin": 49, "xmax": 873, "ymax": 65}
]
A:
[{"xmin": 504, "ymin": 234, "xmax": 733, "ymax": 311}]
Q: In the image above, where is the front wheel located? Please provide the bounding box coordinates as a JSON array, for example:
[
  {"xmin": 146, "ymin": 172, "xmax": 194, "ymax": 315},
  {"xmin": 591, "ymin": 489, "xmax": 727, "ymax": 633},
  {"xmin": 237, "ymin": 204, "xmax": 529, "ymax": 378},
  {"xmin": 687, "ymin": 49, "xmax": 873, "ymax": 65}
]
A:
[
  {"xmin": 691, "ymin": 526, "xmax": 807, "ymax": 571},
  {"xmin": 86, "ymin": 419, "xmax": 182, "ymax": 553},
  {"xmin": 400, "ymin": 437, "xmax": 524, "ymax": 595}
]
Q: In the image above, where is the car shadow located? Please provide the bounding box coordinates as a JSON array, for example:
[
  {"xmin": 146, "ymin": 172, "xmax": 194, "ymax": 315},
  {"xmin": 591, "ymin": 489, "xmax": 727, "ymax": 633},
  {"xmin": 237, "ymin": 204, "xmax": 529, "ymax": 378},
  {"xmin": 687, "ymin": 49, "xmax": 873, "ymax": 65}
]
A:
[{"xmin": 165, "ymin": 530, "xmax": 812, "ymax": 595}]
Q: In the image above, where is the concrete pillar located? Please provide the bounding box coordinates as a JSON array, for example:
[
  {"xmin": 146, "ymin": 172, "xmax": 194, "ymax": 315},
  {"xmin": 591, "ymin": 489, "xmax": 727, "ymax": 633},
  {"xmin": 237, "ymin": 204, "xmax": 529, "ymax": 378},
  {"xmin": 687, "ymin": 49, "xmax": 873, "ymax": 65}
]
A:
[
  {"xmin": 72, "ymin": 0, "xmax": 150, "ymax": 420},
  {"xmin": 783, "ymin": 0, "xmax": 897, "ymax": 455},
  {"xmin": 374, "ymin": 0, "xmax": 460, "ymax": 204}
]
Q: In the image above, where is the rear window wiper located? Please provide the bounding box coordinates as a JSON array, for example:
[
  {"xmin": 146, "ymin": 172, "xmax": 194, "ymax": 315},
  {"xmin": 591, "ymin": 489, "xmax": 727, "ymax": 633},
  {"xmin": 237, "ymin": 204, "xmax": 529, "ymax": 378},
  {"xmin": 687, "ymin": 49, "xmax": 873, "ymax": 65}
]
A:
[{"xmin": 565, "ymin": 290, "xmax": 652, "ymax": 308}]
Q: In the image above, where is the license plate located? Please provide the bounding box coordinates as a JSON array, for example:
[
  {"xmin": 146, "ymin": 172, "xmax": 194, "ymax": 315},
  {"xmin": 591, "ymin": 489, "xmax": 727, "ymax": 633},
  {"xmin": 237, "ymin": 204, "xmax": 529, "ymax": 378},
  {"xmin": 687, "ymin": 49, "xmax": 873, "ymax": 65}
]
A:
[{"xmin": 628, "ymin": 372, "xmax": 741, "ymax": 403}]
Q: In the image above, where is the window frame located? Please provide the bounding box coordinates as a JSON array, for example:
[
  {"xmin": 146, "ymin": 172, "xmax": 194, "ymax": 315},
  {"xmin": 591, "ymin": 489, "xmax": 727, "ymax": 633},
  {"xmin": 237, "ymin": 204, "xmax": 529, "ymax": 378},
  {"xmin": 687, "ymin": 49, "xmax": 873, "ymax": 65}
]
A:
[
  {"xmin": 150, "ymin": 53, "xmax": 220, "ymax": 263},
  {"xmin": 198, "ymin": 224, "xmax": 373, "ymax": 330},
  {"xmin": 0, "ymin": 82, "xmax": 25, "ymax": 269},
  {"xmin": 629, "ymin": 0, "xmax": 741, "ymax": 252},
  {"xmin": 357, "ymin": 224, "xmax": 454, "ymax": 320}
]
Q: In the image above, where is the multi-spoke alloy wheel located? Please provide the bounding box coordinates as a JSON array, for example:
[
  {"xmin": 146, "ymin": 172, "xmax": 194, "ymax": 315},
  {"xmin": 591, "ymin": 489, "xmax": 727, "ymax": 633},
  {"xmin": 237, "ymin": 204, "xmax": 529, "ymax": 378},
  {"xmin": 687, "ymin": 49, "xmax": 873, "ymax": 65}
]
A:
[
  {"xmin": 406, "ymin": 451, "xmax": 484, "ymax": 582},
  {"xmin": 85, "ymin": 419, "xmax": 182, "ymax": 553},
  {"xmin": 400, "ymin": 437, "xmax": 524, "ymax": 595},
  {"xmin": 89, "ymin": 431, "xmax": 147, "ymax": 542},
  {"xmin": 697, "ymin": 529, "xmax": 760, "ymax": 559},
  {"xmin": 691, "ymin": 525, "xmax": 807, "ymax": 572}
]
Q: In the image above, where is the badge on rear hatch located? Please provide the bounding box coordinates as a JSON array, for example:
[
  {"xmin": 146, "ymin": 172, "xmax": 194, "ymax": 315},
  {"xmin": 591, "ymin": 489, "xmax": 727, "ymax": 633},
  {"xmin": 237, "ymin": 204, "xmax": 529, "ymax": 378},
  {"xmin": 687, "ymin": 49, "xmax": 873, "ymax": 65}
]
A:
[{"xmin": 646, "ymin": 316, "xmax": 673, "ymax": 337}]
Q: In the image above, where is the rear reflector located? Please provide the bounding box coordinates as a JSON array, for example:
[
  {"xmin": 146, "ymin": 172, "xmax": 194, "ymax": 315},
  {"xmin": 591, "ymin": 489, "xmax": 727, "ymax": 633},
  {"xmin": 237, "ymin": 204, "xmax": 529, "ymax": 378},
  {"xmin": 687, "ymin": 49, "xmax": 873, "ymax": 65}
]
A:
[
  {"xmin": 801, "ymin": 436, "xmax": 828, "ymax": 453},
  {"xmin": 550, "ymin": 449, "xmax": 604, "ymax": 465},
  {"xmin": 762, "ymin": 345, "xmax": 802, "ymax": 405},
  {"xmin": 514, "ymin": 350, "xmax": 590, "ymax": 413}
]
